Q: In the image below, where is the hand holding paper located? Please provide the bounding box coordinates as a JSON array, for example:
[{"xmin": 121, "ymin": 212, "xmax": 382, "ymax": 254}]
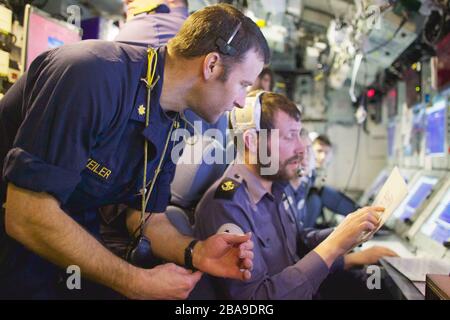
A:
[{"xmin": 359, "ymin": 166, "xmax": 408, "ymax": 242}]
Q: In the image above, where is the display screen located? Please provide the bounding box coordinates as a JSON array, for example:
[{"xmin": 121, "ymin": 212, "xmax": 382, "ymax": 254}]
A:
[
  {"xmin": 420, "ymin": 189, "xmax": 450, "ymax": 245},
  {"xmin": 394, "ymin": 176, "xmax": 438, "ymax": 220},
  {"xmin": 25, "ymin": 9, "xmax": 81, "ymax": 70},
  {"xmin": 425, "ymin": 98, "xmax": 447, "ymax": 156}
]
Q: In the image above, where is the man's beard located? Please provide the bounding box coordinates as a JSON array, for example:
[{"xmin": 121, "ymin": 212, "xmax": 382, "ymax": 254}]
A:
[{"xmin": 257, "ymin": 153, "xmax": 302, "ymax": 182}]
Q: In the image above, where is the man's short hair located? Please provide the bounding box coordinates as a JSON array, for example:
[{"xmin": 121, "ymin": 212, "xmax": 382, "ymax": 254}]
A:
[
  {"xmin": 260, "ymin": 92, "xmax": 302, "ymax": 131},
  {"xmin": 313, "ymin": 134, "xmax": 332, "ymax": 147},
  {"xmin": 169, "ymin": 4, "xmax": 270, "ymax": 81}
]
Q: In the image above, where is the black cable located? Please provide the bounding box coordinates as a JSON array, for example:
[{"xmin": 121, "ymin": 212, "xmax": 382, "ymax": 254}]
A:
[
  {"xmin": 344, "ymin": 57, "xmax": 367, "ymax": 194},
  {"xmin": 344, "ymin": 123, "xmax": 362, "ymax": 193},
  {"xmin": 364, "ymin": 16, "xmax": 408, "ymax": 55},
  {"xmin": 361, "ymin": 59, "xmax": 371, "ymax": 135}
]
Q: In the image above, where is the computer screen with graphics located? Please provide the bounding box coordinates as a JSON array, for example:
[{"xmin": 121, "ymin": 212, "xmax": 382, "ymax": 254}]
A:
[
  {"xmin": 21, "ymin": 5, "xmax": 82, "ymax": 71},
  {"xmin": 420, "ymin": 189, "xmax": 450, "ymax": 245},
  {"xmin": 425, "ymin": 97, "xmax": 447, "ymax": 157},
  {"xmin": 393, "ymin": 175, "xmax": 439, "ymax": 221}
]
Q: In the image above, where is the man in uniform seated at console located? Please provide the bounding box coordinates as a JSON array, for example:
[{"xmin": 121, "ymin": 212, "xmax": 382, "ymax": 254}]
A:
[{"xmin": 194, "ymin": 91, "xmax": 397, "ymax": 299}]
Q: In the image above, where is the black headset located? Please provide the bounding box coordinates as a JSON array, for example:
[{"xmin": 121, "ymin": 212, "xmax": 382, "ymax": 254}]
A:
[{"xmin": 215, "ymin": 21, "xmax": 242, "ymax": 56}]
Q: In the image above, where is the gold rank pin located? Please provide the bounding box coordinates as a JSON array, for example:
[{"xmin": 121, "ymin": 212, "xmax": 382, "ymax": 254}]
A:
[{"xmin": 138, "ymin": 105, "xmax": 146, "ymax": 116}]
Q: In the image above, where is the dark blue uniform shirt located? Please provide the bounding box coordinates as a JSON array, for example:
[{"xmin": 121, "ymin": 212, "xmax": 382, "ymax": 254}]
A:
[{"xmin": 0, "ymin": 40, "xmax": 184, "ymax": 298}]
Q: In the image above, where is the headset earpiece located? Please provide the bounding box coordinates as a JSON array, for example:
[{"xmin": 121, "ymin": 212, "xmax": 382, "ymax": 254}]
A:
[
  {"xmin": 215, "ymin": 21, "xmax": 242, "ymax": 56},
  {"xmin": 215, "ymin": 38, "xmax": 237, "ymax": 56}
]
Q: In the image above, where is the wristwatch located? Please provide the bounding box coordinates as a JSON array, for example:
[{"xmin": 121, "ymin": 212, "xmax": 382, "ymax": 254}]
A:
[{"xmin": 184, "ymin": 239, "xmax": 199, "ymax": 271}]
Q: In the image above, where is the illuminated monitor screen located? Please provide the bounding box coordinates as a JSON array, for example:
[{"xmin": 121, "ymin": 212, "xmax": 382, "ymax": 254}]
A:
[
  {"xmin": 387, "ymin": 122, "xmax": 396, "ymax": 158},
  {"xmin": 420, "ymin": 189, "xmax": 450, "ymax": 245},
  {"xmin": 394, "ymin": 176, "xmax": 439, "ymax": 220},
  {"xmin": 425, "ymin": 98, "xmax": 447, "ymax": 156},
  {"xmin": 23, "ymin": 6, "xmax": 81, "ymax": 71}
]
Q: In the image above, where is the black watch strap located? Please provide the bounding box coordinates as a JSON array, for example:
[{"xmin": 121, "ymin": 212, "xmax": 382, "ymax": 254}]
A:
[{"xmin": 184, "ymin": 239, "xmax": 199, "ymax": 271}]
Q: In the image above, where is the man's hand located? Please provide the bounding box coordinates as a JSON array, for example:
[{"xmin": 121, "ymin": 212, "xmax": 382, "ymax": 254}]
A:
[
  {"xmin": 314, "ymin": 206, "xmax": 384, "ymax": 268},
  {"xmin": 124, "ymin": 263, "xmax": 203, "ymax": 300},
  {"xmin": 344, "ymin": 246, "xmax": 398, "ymax": 270},
  {"xmin": 127, "ymin": 211, "xmax": 254, "ymax": 281},
  {"xmin": 192, "ymin": 232, "xmax": 254, "ymax": 281}
]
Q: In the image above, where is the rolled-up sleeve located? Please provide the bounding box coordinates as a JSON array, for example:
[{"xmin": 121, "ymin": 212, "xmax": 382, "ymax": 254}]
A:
[
  {"xmin": 195, "ymin": 199, "xmax": 330, "ymax": 300},
  {"xmin": 4, "ymin": 149, "xmax": 83, "ymax": 203},
  {"xmin": 2, "ymin": 49, "xmax": 117, "ymax": 204}
]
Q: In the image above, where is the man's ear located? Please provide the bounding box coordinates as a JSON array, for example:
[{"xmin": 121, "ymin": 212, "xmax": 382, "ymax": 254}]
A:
[
  {"xmin": 203, "ymin": 52, "xmax": 222, "ymax": 81},
  {"xmin": 243, "ymin": 129, "xmax": 258, "ymax": 154}
]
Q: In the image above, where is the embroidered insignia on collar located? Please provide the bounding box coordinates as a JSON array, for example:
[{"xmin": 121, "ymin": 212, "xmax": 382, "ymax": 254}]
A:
[{"xmin": 214, "ymin": 178, "xmax": 240, "ymax": 200}]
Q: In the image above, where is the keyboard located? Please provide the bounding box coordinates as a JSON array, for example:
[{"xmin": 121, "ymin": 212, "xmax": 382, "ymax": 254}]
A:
[{"xmin": 383, "ymin": 257, "xmax": 450, "ymax": 282}]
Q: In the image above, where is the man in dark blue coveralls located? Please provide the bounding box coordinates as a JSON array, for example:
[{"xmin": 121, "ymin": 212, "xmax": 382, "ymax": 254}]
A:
[{"xmin": 0, "ymin": 4, "xmax": 270, "ymax": 299}]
